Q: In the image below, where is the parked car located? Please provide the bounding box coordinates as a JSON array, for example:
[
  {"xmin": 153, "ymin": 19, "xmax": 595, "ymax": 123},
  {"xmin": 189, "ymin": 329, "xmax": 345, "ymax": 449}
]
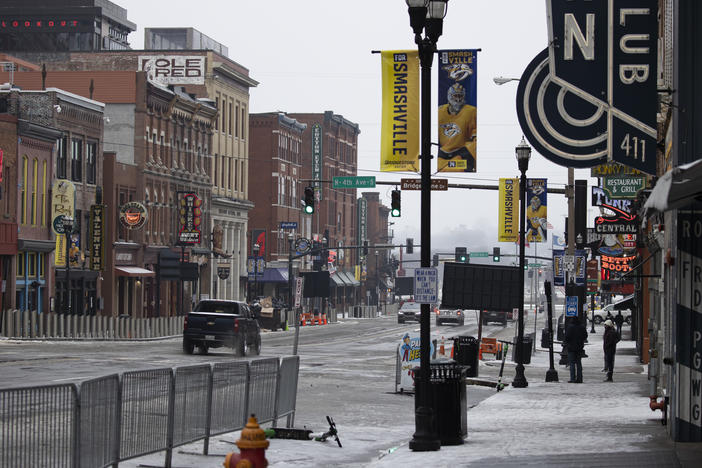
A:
[
  {"xmin": 436, "ymin": 307, "xmax": 465, "ymax": 326},
  {"xmin": 482, "ymin": 310, "xmax": 508, "ymax": 325},
  {"xmin": 593, "ymin": 303, "xmax": 632, "ymax": 325},
  {"xmin": 397, "ymin": 301, "xmax": 421, "ymax": 324},
  {"xmin": 182, "ymin": 299, "xmax": 261, "ymax": 356}
]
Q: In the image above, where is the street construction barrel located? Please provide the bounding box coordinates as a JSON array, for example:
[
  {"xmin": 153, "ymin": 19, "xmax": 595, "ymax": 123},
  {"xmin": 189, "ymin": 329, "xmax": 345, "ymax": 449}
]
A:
[
  {"xmin": 414, "ymin": 362, "xmax": 467, "ymax": 445},
  {"xmin": 452, "ymin": 335, "xmax": 479, "ymax": 377},
  {"xmin": 512, "ymin": 335, "xmax": 533, "ymax": 364}
]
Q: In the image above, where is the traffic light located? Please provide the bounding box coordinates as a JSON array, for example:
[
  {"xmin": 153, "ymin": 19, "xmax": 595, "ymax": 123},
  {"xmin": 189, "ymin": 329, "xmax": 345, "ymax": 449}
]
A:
[
  {"xmin": 406, "ymin": 238, "xmax": 413, "ymax": 254},
  {"xmin": 493, "ymin": 247, "xmax": 500, "ymax": 262},
  {"xmin": 455, "ymin": 247, "xmax": 467, "ymax": 262},
  {"xmin": 363, "ymin": 240, "xmax": 368, "ymax": 256},
  {"xmin": 432, "ymin": 254, "xmax": 439, "ymax": 267},
  {"xmin": 391, "ymin": 189, "xmax": 401, "ymax": 217},
  {"xmin": 303, "ymin": 186, "xmax": 315, "ymax": 214}
]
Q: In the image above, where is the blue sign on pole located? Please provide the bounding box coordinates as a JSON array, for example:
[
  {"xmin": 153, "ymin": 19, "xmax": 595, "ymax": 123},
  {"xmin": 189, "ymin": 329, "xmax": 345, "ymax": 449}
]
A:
[{"xmin": 566, "ymin": 296, "xmax": 578, "ymax": 317}]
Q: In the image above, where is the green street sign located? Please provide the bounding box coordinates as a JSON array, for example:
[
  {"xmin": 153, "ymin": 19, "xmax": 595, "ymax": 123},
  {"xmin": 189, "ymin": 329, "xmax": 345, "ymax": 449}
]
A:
[
  {"xmin": 528, "ymin": 263, "xmax": 543, "ymax": 267},
  {"xmin": 602, "ymin": 176, "xmax": 646, "ymax": 199},
  {"xmin": 470, "ymin": 252, "xmax": 489, "ymax": 257},
  {"xmin": 332, "ymin": 176, "xmax": 376, "ymax": 189}
]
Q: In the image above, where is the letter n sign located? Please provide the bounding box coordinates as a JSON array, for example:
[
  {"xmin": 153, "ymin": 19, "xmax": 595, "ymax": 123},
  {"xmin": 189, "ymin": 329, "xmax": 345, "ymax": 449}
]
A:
[{"xmin": 516, "ymin": 1, "xmax": 657, "ymax": 175}]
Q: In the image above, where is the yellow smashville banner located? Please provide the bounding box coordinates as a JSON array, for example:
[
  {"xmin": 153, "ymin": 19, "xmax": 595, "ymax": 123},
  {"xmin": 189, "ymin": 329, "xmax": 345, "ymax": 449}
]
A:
[
  {"xmin": 498, "ymin": 178, "xmax": 519, "ymax": 242},
  {"xmin": 380, "ymin": 50, "xmax": 419, "ymax": 172}
]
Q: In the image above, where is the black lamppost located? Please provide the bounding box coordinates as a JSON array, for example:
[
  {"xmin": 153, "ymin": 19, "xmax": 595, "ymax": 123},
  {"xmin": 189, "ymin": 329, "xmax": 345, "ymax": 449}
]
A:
[
  {"xmin": 252, "ymin": 243, "xmax": 260, "ymax": 302},
  {"xmin": 406, "ymin": 0, "xmax": 447, "ymax": 452},
  {"xmin": 513, "ymin": 137, "xmax": 531, "ymax": 388},
  {"xmin": 62, "ymin": 215, "xmax": 74, "ymax": 315}
]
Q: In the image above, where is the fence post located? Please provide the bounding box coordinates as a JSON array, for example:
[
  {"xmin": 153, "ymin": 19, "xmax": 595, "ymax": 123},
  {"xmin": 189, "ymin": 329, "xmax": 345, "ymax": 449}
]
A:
[
  {"xmin": 23, "ymin": 311, "xmax": 29, "ymax": 338},
  {"xmin": 112, "ymin": 374, "xmax": 123, "ymax": 468},
  {"xmin": 30, "ymin": 311, "xmax": 36, "ymax": 338},
  {"xmin": 73, "ymin": 383, "xmax": 82, "ymax": 468},
  {"xmin": 203, "ymin": 364, "xmax": 214, "ymax": 455},
  {"xmin": 164, "ymin": 368, "xmax": 176, "ymax": 468},
  {"xmin": 273, "ymin": 358, "xmax": 283, "ymax": 426},
  {"xmin": 243, "ymin": 362, "xmax": 251, "ymax": 428}
]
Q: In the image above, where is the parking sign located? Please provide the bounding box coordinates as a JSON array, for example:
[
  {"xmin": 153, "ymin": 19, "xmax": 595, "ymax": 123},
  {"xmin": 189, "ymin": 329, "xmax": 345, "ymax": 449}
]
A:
[{"xmin": 566, "ymin": 296, "xmax": 579, "ymax": 317}]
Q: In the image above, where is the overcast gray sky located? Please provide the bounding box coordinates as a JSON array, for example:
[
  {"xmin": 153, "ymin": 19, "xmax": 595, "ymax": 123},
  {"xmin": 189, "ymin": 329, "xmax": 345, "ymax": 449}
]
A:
[{"xmin": 117, "ymin": 0, "xmax": 596, "ymax": 257}]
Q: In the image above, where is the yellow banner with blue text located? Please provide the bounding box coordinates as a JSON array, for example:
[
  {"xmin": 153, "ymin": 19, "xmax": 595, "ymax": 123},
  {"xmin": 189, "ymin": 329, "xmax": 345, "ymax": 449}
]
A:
[
  {"xmin": 498, "ymin": 178, "xmax": 519, "ymax": 242},
  {"xmin": 380, "ymin": 50, "xmax": 419, "ymax": 172}
]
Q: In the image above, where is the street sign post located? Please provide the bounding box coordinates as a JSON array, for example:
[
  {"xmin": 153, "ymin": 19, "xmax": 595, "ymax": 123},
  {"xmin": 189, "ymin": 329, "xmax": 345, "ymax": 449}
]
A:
[
  {"xmin": 414, "ymin": 267, "xmax": 438, "ymax": 304},
  {"xmin": 332, "ymin": 176, "xmax": 376, "ymax": 189},
  {"xmin": 470, "ymin": 252, "xmax": 489, "ymax": 258}
]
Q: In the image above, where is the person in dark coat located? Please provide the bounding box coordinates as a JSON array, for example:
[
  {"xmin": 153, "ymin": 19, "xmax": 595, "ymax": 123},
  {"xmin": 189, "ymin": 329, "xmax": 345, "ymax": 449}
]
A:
[
  {"xmin": 603, "ymin": 319, "xmax": 621, "ymax": 382},
  {"xmin": 564, "ymin": 319, "xmax": 588, "ymax": 383},
  {"xmin": 614, "ymin": 311, "xmax": 625, "ymax": 335}
]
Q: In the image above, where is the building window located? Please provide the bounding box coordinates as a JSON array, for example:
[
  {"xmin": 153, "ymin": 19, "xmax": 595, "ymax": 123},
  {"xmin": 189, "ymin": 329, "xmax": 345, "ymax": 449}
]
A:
[
  {"xmin": 21, "ymin": 155, "xmax": 27, "ymax": 225},
  {"xmin": 235, "ymin": 105, "xmax": 239, "ymax": 138},
  {"xmin": 241, "ymin": 106, "xmax": 246, "ymax": 140},
  {"xmin": 16, "ymin": 253, "xmax": 24, "ymax": 277},
  {"xmin": 229, "ymin": 102, "xmax": 233, "ymax": 135},
  {"xmin": 57, "ymin": 135, "xmax": 67, "ymax": 179},
  {"xmin": 215, "ymin": 97, "xmax": 219, "ymax": 130},
  {"xmin": 86, "ymin": 141, "xmax": 97, "ymax": 184},
  {"xmin": 39, "ymin": 253, "xmax": 45, "ymax": 278},
  {"xmin": 41, "ymin": 161, "xmax": 47, "ymax": 227},
  {"xmin": 28, "ymin": 253, "xmax": 36, "ymax": 277},
  {"xmin": 71, "ymin": 138, "xmax": 82, "ymax": 182},
  {"xmin": 31, "ymin": 158, "xmax": 38, "ymax": 225}
]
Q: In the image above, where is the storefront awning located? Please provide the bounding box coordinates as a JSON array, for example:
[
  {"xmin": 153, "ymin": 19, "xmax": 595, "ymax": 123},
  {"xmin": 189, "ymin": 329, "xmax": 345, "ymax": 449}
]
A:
[
  {"xmin": 643, "ymin": 159, "xmax": 702, "ymax": 216},
  {"xmin": 612, "ymin": 294, "xmax": 635, "ymax": 310},
  {"xmin": 339, "ymin": 271, "xmax": 360, "ymax": 287},
  {"xmin": 329, "ymin": 272, "xmax": 347, "ymax": 287},
  {"xmin": 115, "ymin": 266, "xmax": 156, "ymax": 277},
  {"xmin": 260, "ymin": 267, "xmax": 289, "ymax": 283}
]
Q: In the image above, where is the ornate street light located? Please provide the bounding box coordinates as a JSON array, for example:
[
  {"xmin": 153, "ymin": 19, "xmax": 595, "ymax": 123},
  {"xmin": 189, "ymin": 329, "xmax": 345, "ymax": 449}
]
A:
[
  {"xmin": 62, "ymin": 215, "xmax": 74, "ymax": 315},
  {"xmin": 513, "ymin": 137, "xmax": 531, "ymax": 388},
  {"xmin": 405, "ymin": 0, "xmax": 448, "ymax": 452}
]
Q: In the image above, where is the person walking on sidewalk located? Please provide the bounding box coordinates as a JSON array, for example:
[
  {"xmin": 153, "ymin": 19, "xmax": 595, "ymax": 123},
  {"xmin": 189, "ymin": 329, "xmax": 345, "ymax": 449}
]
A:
[
  {"xmin": 565, "ymin": 319, "xmax": 588, "ymax": 383},
  {"xmin": 603, "ymin": 319, "xmax": 621, "ymax": 382},
  {"xmin": 614, "ymin": 311, "xmax": 625, "ymax": 335}
]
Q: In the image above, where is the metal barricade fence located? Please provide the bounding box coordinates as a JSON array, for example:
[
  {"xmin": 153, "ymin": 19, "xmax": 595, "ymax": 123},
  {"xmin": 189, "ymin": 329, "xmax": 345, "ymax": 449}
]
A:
[
  {"xmin": 275, "ymin": 356, "xmax": 300, "ymax": 427},
  {"xmin": 247, "ymin": 358, "xmax": 279, "ymax": 425},
  {"xmin": 119, "ymin": 368, "xmax": 173, "ymax": 462},
  {"xmin": 0, "ymin": 358, "xmax": 298, "ymax": 468},
  {"xmin": 0, "ymin": 384, "xmax": 78, "ymax": 468},
  {"xmin": 79, "ymin": 374, "xmax": 120, "ymax": 468}
]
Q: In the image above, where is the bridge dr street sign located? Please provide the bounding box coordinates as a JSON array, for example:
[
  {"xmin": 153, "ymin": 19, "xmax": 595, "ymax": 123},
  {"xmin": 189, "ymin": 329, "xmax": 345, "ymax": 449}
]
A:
[
  {"xmin": 414, "ymin": 267, "xmax": 438, "ymax": 304},
  {"xmin": 516, "ymin": 0, "xmax": 658, "ymax": 175},
  {"xmin": 400, "ymin": 178, "xmax": 448, "ymax": 191}
]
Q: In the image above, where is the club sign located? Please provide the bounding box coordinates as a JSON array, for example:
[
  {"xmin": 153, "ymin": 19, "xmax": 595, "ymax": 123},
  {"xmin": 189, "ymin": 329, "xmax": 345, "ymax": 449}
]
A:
[{"xmin": 516, "ymin": 0, "xmax": 657, "ymax": 174}]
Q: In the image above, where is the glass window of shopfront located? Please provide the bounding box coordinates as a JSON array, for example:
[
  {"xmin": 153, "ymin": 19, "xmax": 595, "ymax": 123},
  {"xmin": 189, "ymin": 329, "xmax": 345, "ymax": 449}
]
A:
[
  {"xmin": 27, "ymin": 253, "xmax": 36, "ymax": 277},
  {"xmin": 86, "ymin": 141, "xmax": 97, "ymax": 184},
  {"xmin": 16, "ymin": 253, "xmax": 24, "ymax": 277},
  {"xmin": 20, "ymin": 155, "xmax": 27, "ymax": 224},
  {"xmin": 71, "ymin": 138, "xmax": 82, "ymax": 182},
  {"xmin": 41, "ymin": 161, "xmax": 47, "ymax": 226},
  {"xmin": 57, "ymin": 135, "xmax": 67, "ymax": 179}
]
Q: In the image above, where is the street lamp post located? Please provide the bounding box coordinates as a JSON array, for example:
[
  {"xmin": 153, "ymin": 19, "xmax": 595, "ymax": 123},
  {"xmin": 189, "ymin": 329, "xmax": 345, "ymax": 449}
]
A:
[
  {"xmin": 513, "ymin": 137, "xmax": 531, "ymax": 388},
  {"xmin": 406, "ymin": 0, "xmax": 446, "ymax": 452},
  {"xmin": 62, "ymin": 215, "xmax": 74, "ymax": 315},
  {"xmin": 252, "ymin": 243, "xmax": 260, "ymax": 302}
]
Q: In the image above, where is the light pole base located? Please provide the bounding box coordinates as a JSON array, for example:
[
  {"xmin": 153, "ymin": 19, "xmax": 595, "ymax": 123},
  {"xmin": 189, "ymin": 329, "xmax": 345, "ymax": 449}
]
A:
[
  {"xmin": 512, "ymin": 363, "xmax": 528, "ymax": 388},
  {"xmin": 545, "ymin": 368, "xmax": 559, "ymax": 382},
  {"xmin": 409, "ymin": 406, "xmax": 440, "ymax": 452}
]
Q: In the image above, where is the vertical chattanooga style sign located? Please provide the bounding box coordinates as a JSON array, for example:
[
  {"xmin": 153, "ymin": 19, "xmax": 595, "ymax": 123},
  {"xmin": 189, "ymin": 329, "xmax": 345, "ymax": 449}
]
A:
[
  {"xmin": 516, "ymin": 0, "xmax": 658, "ymax": 174},
  {"xmin": 437, "ymin": 49, "xmax": 478, "ymax": 173},
  {"xmin": 525, "ymin": 178, "xmax": 548, "ymax": 243},
  {"xmin": 178, "ymin": 193, "xmax": 202, "ymax": 244},
  {"xmin": 51, "ymin": 179, "xmax": 75, "ymax": 234},
  {"xmin": 380, "ymin": 50, "xmax": 419, "ymax": 172},
  {"xmin": 357, "ymin": 197, "xmax": 367, "ymax": 259},
  {"xmin": 311, "ymin": 123, "xmax": 323, "ymax": 200},
  {"xmin": 89, "ymin": 204, "xmax": 105, "ymax": 271},
  {"xmin": 498, "ymin": 178, "xmax": 519, "ymax": 242},
  {"xmin": 675, "ymin": 209, "xmax": 702, "ymax": 441}
]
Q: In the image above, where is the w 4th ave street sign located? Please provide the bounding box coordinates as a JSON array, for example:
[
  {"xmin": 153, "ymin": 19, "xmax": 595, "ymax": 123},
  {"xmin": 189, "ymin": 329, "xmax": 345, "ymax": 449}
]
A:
[
  {"xmin": 332, "ymin": 176, "xmax": 376, "ymax": 189},
  {"xmin": 602, "ymin": 176, "xmax": 646, "ymax": 199}
]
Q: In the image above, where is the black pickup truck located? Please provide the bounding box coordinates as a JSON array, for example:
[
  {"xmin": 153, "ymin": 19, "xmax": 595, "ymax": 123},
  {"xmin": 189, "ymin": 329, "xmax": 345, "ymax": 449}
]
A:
[{"xmin": 182, "ymin": 300, "xmax": 261, "ymax": 356}]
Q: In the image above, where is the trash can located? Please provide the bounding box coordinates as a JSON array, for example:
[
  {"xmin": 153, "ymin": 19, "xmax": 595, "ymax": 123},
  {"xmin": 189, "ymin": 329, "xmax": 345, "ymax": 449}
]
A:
[
  {"xmin": 452, "ymin": 335, "xmax": 479, "ymax": 377},
  {"xmin": 512, "ymin": 335, "xmax": 533, "ymax": 364},
  {"xmin": 541, "ymin": 327, "xmax": 551, "ymax": 348},
  {"xmin": 414, "ymin": 362, "xmax": 467, "ymax": 445}
]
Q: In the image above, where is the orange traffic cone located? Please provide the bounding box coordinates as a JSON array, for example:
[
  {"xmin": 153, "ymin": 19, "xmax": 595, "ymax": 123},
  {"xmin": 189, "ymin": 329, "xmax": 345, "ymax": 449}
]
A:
[{"xmin": 439, "ymin": 336, "xmax": 445, "ymax": 356}]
